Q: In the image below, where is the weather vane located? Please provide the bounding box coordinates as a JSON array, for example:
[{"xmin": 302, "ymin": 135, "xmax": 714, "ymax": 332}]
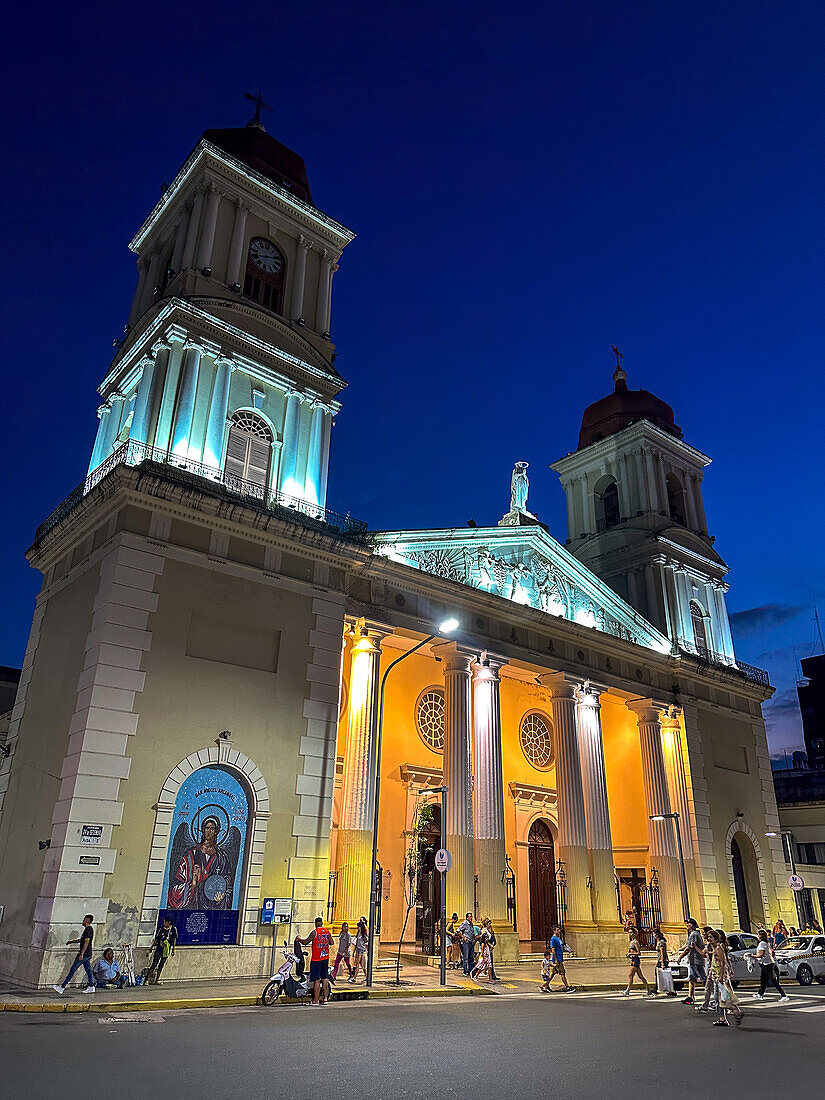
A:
[
  {"xmin": 610, "ymin": 345, "xmax": 623, "ymax": 369},
  {"xmin": 244, "ymin": 89, "xmax": 273, "ymax": 127}
]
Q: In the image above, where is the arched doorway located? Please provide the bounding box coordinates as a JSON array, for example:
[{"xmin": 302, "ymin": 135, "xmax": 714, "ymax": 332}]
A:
[
  {"xmin": 730, "ymin": 832, "xmax": 764, "ymax": 932},
  {"xmin": 528, "ymin": 818, "xmax": 557, "ymax": 943},
  {"xmin": 415, "ymin": 804, "xmax": 442, "ymax": 955}
]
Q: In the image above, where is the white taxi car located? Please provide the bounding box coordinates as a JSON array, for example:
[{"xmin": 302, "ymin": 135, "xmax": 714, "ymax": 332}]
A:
[{"xmin": 775, "ymin": 934, "xmax": 825, "ymax": 986}]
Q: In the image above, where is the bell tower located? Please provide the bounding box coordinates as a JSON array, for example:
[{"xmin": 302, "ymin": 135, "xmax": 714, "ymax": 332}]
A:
[
  {"xmin": 87, "ymin": 102, "xmax": 355, "ymax": 509},
  {"xmin": 550, "ymin": 354, "xmax": 737, "ymax": 665}
]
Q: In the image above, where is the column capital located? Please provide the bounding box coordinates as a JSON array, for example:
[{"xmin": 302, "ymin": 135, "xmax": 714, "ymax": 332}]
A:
[
  {"xmin": 431, "ymin": 639, "xmax": 477, "ymax": 673},
  {"xmin": 199, "ymin": 338, "xmax": 222, "ymax": 359},
  {"xmin": 575, "ymin": 678, "xmax": 610, "ymax": 707},
  {"xmin": 536, "ymin": 671, "xmax": 579, "ymax": 699},
  {"xmin": 345, "ymin": 616, "xmax": 392, "ymax": 648},
  {"xmin": 471, "ymin": 652, "xmax": 508, "ymax": 681},
  {"xmin": 165, "ymin": 325, "xmax": 188, "ymax": 345},
  {"xmin": 235, "ymin": 198, "xmax": 250, "ymax": 214},
  {"xmin": 626, "ymin": 697, "xmax": 669, "ymax": 724},
  {"xmin": 96, "ymin": 404, "xmax": 109, "ymax": 420},
  {"xmin": 297, "ymin": 232, "xmax": 311, "ymax": 251},
  {"xmin": 182, "ymin": 337, "xmax": 204, "ymax": 354},
  {"xmin": 215, "ymin": 353, "xmax": 235, "ymax": 369},
  {"xmin": 659, "ymin": 704, "xmax": 682, "ymax": 730}
]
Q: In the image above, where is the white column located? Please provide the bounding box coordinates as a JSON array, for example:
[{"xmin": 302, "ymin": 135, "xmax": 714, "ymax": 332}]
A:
[
  {"xmin": 128, "ymin": 257, "xmax": 149, "ymax": 325},
  {"xmin": 644, "ymin": 448, "xmax": 661, "ymax": 511},
  {"xmin": 627, "ymin": 569, "xmax": 640, "ymax": 611},
  {"xmin": 633, "ymin": 449, "xmax": 647, "ymax": 511},
  {"xmin": 226, "ymin": 201, "xmax": 249, "ymax": 287},
  {"xmin": 315, "ymin": 248, "xmax": 335, "ymax": 335},
  {"xmin": 170, "ymin": 209, "xmax": 190, "ymax": 274},
  {"xmin": 171, "ymin": 341, "xmax": 202, "ymax": 457},
  {"xmin": 291, "ymin": 234, "xmax": 310, "ymax": 321},
  {"xmin": 88, "ymin": 404, "xmax": 111, "ymax": 473},
  {"xmin": 129, "ymin": 354, "xmax": 157, "ymax": 446},
  {"xmin": 142, "ymin": 250, "xmax": 161, "ymax": 312},
  {"xmin": 674, "ymin": 569, "xmax": 692, "ymax": 642},
  {"xmin": 195, "ymin": 185, "xmax": 221, "ymax": 271},
  {"xmin": 575, "ymin": 682, "xmax": 616, "ymax": 924},
  {"xmin": 433, "ymin": 641, "xmax": 475, "ymax": 920},
  {"xmin": 278, "ymin": 389, "xmax": 304, "ymax": 496},
  {"xmin": 656, "ymin": 454, "xmax": 669, "ymax": 512},
  {"xmin": 336, "ymin": 622, "xmax": 390, "ymax": 924},
  {"xmin": 101, "ymin": 392, "xmax": 126, "ymax": 459},
  {"xmin": 684, "ymin": 475, "xmax": 699, "ymax": 529},
  {"xmin": 180, "ymin": 190, "xmax": 204, "ymax": 271},
  {"xmin": 578, "ymin": 476, "xmax": 589, "ymax": 536},
  {"xmin": 203, "ymin": 355, "xmax": 234, "ymax": 469},
  {"xmin": 563, "ymin": 480, "xmax": 575, "ymax": 540},
  {"xmin": 617, "ymin": 455, "xmax": 631, "ymax": 517},
  {"xmin": 303, "ymin": 402, "xmax": 327, "ymax": 506},
  {"xmin": 154, "ymin": 334, "xmax": 184, "ymax": 453},
  {"xmin": 542, "ymin": 673, "xmax": 590, "ymax": 924},
  {"xmin": 472, "ymin": 656, "xmax": 509, "ymax": 921},
  {"xmin": 627, "ymin": 699, "xmax": 683, "ymax": 924},
  {"xmin": 660, "ymin": 559, "xmax": 679, "ymax": 643},
  {"xmin": 692, "ymin": 474, "xmax": 708, "ymax": 533},
  {"xmin": 712, "ymin": 583, "xmax": 735, "ymax": 661},
  {"xmin": 317, "ymin": 411, "xmax": 333, "ymax": 508},
  {"xmin": 661, "ymin": 706, "xmax": 696, "ymax": 912},
  {"xmin": 643, "ymin": 563, "xmax": 660, "ymax": 628}
]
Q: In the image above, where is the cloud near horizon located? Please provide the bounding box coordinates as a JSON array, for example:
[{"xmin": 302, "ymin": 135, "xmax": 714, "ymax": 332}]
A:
[{"xmin": 729, "ymin": 603, "xmax": 804, "ymax": 636}]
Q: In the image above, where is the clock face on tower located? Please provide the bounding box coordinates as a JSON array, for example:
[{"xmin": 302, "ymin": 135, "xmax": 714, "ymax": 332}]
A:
[{"xmin": 248, "ymin": 237, "xmax": 284, "ymax": 274}]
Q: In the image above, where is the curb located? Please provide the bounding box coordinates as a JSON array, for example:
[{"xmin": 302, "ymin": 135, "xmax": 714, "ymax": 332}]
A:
[{"xmin": 0, "ymin": 984, "xmax": 493, "ymax": 1015}]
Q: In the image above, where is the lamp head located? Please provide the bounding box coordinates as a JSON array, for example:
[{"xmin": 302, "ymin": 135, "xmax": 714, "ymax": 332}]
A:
[
  {"xmin": 649, "ymin": 814, "xmax": 667, "ymax": 822},
  {"xmin": 438, "ymin": 617, "xmax": 459, "ymax": 634}
]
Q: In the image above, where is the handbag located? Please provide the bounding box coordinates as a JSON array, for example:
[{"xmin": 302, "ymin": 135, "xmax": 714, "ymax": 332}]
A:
[
  {"xmin": 656, "ymin": 967, "xmax": 675, "ymax": 994},
  {"xmin": 719, "ymin": 983, "xmax": 731, "ymax": 1003}
]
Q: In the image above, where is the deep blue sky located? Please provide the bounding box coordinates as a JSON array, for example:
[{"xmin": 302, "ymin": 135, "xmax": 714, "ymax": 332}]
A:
[{"xmin": 2, "ymin": 1, "xmax": 823, "ymax": 755}]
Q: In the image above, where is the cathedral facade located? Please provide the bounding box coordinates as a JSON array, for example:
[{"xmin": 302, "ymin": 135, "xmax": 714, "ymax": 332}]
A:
[{"xmin": 0, "ymin": 119, "xmax": 794, "ymax": 986}]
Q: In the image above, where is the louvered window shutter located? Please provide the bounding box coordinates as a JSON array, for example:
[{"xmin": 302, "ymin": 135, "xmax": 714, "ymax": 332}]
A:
[
  {"xmin": 225, "ymin": 428, "xmax": 247, "ymax": 478},
  {"xmin": 247, "ymin": 436, "xmax": 271, "ymax": 487}
]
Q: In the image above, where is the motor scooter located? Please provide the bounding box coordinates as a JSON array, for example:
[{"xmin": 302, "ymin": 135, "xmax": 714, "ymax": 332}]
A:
[{"xmin": 262, "ymin": 945, "xmax": 337, "ymax": 1005}]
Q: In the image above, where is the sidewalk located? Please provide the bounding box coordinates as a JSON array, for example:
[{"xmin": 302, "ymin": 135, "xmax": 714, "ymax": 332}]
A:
[{"xmin": 0, "ymin": 958, "xmax": 668, "ymax": 1014}]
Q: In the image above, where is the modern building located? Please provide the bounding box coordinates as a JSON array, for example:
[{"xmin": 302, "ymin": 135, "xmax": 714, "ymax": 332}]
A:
[
  {"xmin": 0, "ymin": 114, "xmax": 795, "ymax": 987},
  {"xmin": 798, "ymin": 654, "xmax": 825, "ymax": 770}
]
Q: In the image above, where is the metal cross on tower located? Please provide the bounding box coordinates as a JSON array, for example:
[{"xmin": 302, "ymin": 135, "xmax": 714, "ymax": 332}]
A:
[
  {"xmin": 610, "ymin": 344, "xmax": 623, "ymax": 369},
  {"xmin": 244, "ymin": 89, "xmax": 273, "ymax": 127}
]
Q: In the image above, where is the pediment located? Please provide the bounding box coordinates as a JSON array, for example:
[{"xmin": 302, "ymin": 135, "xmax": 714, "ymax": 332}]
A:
[{"xmin": 373, "ymin": 525, "xmax": 671, "ymax": 655}]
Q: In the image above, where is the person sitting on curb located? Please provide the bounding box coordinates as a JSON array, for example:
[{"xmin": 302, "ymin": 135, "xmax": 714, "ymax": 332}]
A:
[{"xmin": 93, "ymin": 948, "xmax": 127, "ymax": 989}]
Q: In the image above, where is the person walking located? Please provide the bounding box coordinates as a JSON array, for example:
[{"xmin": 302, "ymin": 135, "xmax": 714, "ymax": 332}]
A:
[
  {"xmin": 472, "ymin": 922, "xmax": 492, "ymax": 982},
  {"xmin": 751, "ymin": 930, "xmax": 790, "ymax": 1002},
  {"xmin": 331, "ymin": 922, "xmax": 353, "ymax": 981},
  {"xmin": 772, "ymin": 920, "xmax": 789, "ymax": 948},
  {"xmin": 458, "ymin": 913, "xmax": 475, "ymax": 976},
  {"xmin": 695, "ymin": 928, "xmax": 719, "ymax": 1013},
  {"xmin": 539, "ymin": 949, "xmax": 553, "ymax": 992},
  {"xmin": 677, "ymin": 918, "xmax": 706, "ymax": 1005},
  {"xmin": 147, "ymin": 917, "xmax": 177, "ymax": 985},
  {"xmin": 351, "ymin": 917, "xmax": 369, "ymax": 983},
  {"xmin": 483, "ymin": 918, "xmax": 500, "ymax": 982},
  {"xmin": 545, "ymin": 926, "xmax": 576, "ymax": 993},
  {"xmin": 654, "ymin": 929, "xmax": 675, "ymax": 996},
  {"xmin": 299, "ymin": 916, "xmax": 333, "ymax": 1005},
  {"xmin": 446, "ymin": 914, "xmax": 461, "ymax": 969},
  {"xmin": 622, "ymin": 927, "xmax": 654, "ymax": 996},
  {"xmin": 53, "ymin": 914, "xmax": 96, "ymax": 994},
  {"xmin": 711, "ymin": 933, "xmax": 743, "ymax": 1027}
]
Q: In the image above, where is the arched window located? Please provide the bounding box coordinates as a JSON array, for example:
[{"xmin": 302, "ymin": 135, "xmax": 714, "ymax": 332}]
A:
[
  {"xmin": 159, "ymin": 764, "xmax": 252, "ymax": 945},
  {"xmin": 594, "ymin": 475, "xmax": 620, "ymax": 531},
  {"xmin": 690, "ymin": 599, "xmax": 709, "ymax": 656},
  {"xmin": 666, "ymin": 473, "xmax": 686, "ymax": 525},
  {"xmin": 243, "ymin": 237, "xmax": 286, "ymax": 314},
  {"xmin": 224, "ymin": 411, "xmax": 273, "ymax": 488}
]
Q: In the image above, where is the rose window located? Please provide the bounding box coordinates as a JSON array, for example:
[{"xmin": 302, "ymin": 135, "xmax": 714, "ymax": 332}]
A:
[
  {"xmin": 520, "ymin": 711, "xmax": 554, "ymax": 770},
  {"xmin": 416, "ymin": 688, "xmax": 445, "ymax": 753}
]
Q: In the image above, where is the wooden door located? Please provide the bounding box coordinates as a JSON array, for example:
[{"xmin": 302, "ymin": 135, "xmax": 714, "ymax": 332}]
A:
[{"xmin": 528, "ymin": 819, "xmax": 557, "ymax": 942}]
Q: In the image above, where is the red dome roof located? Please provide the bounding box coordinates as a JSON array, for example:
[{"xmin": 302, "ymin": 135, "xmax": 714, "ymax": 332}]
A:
[
  {"xmin": 577, "ymin": 367, "xmax": 682, "ymax": 449},
  {"xmin": 200, "ymin": 125, "xmax": 313, "ymax": 205}
]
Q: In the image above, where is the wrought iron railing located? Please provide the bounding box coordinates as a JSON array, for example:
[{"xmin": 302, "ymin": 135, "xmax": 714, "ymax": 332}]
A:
[
  {"xmin": 675, "ymin": 636, "xmax": 770, "ymax": 687},
  {"xmin": 35, "ymin": 439, "xmax": 368, "ymax": 544}
]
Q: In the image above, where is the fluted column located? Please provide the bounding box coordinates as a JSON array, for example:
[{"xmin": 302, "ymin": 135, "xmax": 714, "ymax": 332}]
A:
[
  {"xmin": 317, "ymin": 411, "xmax": 332, "ymax": 507},
  {"xmin": 575, "ymin": 681, "xmax": 616, "ymax": 924},
  {"xmin": 315, "ymin": 248, "xmax": 336, "ymax": 335},
  {"xmin": 129, "ymin": 257, "xmax": 149, "ymax": 325},
  {"xmin": 578, "ymin": 475, "xmax": 589, "ymax": 535},
  {"xmin": 644, "ymin": 448, "xmax": 661, "ymax": 511},
  {"xmin": 171, "ymin": 341, "xmax": 202, "ymax": 457},
  {"xmin": 196, "ymin": 185, "xmax": 221, "ymax": 271},
  {"xmin": 304, "ymin": 401, "xmax": 327, "ymax": 506},
  {"xmin": 291, "ymin": 234, "xmax": 310, "ymax": 321},
  {"xmin": 278, "ymin": 389, "xmax": 304, "ymax": 496},
  {"xmin": 180, "ymin": 190, "xmax": 204, "ymax": 271},
  {"xmin": 432, "ymin": 641, "xmax": 475, "ymax": 919},
  {"xmin": 203, "ymin": 355, "xmax": 234, "ymax": 470},
  {"xmin": 100, "ymin": 392, "xmax": 126, "ymax": 459},
  {"xmin": 712, "ymin": 582, "xmax": 735, "ymax": 661},
  {"xmin": 170, "ymin": 209, "xmax": 190, "ymax": 274},
  {"xmin": 660, "ymin": 705, "xmax": 696, "ymax": 914},
  {"xmin": 129, "ymin": 353, "xmax": 157, "ymax": 446},
  {"xmin": 627, "ymin": 699, "xmax": 682, "ymax": 923},
  {"xmin": 542, "ymin": 673, "xmax": 590, "ymax": 924},
  {"xmin": 142, "ymin": 250, "xmax": 162, "ymax": 312},
  {"xmin": 691, "ymin": 474, "xmax": 708, "ymax": 533},
  {"xmin": 633, "ymin": 449, "xmax": 647, "ymax": 510},
  {"xmin": 617, "ymin": 455, "xmax": 631, "ymax": 517},
  {"xmin": 336, "ymin": 622, "xmax": 390, "ymax": 924},
  {"xmin": 472, "ymin": 656, "xmax": 508, "ymax": 921},
  {"xmin": 226, "ymin": 201, "xmax": 249, "ymax": 287},
  {"xmin": 88, "ymin": 404, "xmax": 111, "ymax": 473}
]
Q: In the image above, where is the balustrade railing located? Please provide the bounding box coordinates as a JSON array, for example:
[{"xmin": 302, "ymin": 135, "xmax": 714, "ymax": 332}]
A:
[
  {"xmin": 35, "ymin": 440, "xmax": 368, "ymax": 544},
  {"xmin": 675, "ymin": 636, "xmax": 770, "ymax": 687}
]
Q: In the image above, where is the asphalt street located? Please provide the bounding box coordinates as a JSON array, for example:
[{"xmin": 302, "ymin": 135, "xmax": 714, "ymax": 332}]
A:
[{"xmin": 3, "ymin": 985, "xmax": 824, "ymax": 1100}]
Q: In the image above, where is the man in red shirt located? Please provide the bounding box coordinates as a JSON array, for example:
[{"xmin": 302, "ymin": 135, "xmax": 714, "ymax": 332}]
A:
[{"xmin": 299, "ymin": 916, "xmax": 333, "ymax": 1005}]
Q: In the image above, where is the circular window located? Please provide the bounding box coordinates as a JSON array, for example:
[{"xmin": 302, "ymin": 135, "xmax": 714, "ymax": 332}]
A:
[
  {"xmin": 416, "ymin": 688, "xmax": 445, "ymax": 753},
  {"xmin": 520, "ymin": 711, "xmax": 554, "ymax": 770}
]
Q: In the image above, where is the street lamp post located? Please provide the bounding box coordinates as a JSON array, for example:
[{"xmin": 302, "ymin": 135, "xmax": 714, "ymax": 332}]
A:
[
  {"xmin": 365, "ymin": 618, "xmax": 459, "ymax": 987},
  {"xmin": 649, "ymin": 811, "xmax": 690, "ymax": 921}
]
